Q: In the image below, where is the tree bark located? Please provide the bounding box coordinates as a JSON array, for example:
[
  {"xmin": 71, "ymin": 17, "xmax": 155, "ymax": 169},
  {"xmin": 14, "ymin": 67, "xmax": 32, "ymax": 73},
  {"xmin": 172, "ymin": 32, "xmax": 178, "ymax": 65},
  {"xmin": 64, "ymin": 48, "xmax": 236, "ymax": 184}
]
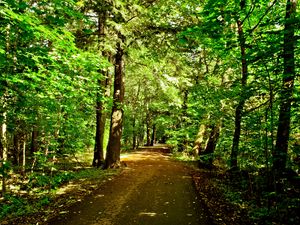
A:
[
  {"xmin": 151, "ymin": 124, "xmax": 156, "ymax": 146},
  {"xmin": 202, "ymin": 124, "xmax": 221, "ymax": 167},
  {"xmin": 131, "ymin": 82, "xmax": 141, "ymax": 150},
  {"xmin": 273, "ymin": 0, "xmax": 297, "ymax": 174},
  {"xmin": 0, "ymin": 109, "xmax": 7, "ymax": 196},
  {"xmin": 104, "ymin": 40, "xmax": 125, "ymax": 169},
  {"xmin": 132, "ymin": 118, "xmax": 137, "ymax": 150},
  {"xmin": 93, "ymin": 74, "xmax": 110, "ymax": 167},
  {"xmin": 92, "ymin": 11, "xmax": 109, "ymax": 167},
  {"xmin": 193, "ymin": 124, "xmax": 207, "ymax": 156},
  {"xmin": 93, "ymin": 87, "xmax": 105, "ymax": 167},
  {"xmin": 138, "ymin": 125, "xmax": 145, "ymax": 147},
  {"xmin": 31, "ymin": 126, "xmax": 38, "ymax": 154},
  {"xmin": 230, "ymin": 17, "xmax": 248, "ymax": 170},
  {"xmin": 13, "ymin": 133, "xmax": 20, "ymax": 166},
  {"xmin": 22, "ymin": 138, "xmax": 26, "ymax": 176},
  {"xmin": 179, "ymin": 89, "xmax": 189, "ymax": 151},
  {"xmin": 204, "ymin": 124, "xmax": 221, "ymax": 155},
  {"xmin": 0, "ymin": 112, "xmax": 7, "ymax": 161},
  {"xmin": 146, "ymin": 112, "xmax": 152, "ymax": 146}
]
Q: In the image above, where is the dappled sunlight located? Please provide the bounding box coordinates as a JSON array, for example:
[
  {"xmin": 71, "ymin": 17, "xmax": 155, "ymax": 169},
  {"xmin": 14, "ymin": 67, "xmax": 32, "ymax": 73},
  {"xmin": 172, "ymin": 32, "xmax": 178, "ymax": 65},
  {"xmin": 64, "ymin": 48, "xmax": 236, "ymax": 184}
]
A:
[
  {"xmin": 1, "ymin": 0, "xmax": 299, "ymax": 224},
  {"xmin": 181, "ymin": 175, "xmax": 192, "ymax": 179},
  {"xmin": 139, "ymin": 212, "xmax": 157, "ymax": 217},
  {"xmin": 121, "ymin": 146, "xmax": 171, "ymax": 164},
  {"xmin": 121, "ymin": 152, "xmax": 171, "ymax": 164},
  {"xmin": 45, "ymin": 149, "xmax": 211, "ymax": 225},
  {"xmin": 55, "ymin": 183, "xmax": 78, "ymax": 195}
]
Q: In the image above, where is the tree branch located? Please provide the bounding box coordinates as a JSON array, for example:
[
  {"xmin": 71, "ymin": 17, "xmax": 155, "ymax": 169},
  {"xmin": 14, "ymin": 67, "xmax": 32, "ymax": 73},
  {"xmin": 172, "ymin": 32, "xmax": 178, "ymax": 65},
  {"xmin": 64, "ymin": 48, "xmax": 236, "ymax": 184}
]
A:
[
  {"xmin": 241, "ymin": 4, "xmax": 256, "ymax": 25},
  {"xmin": 243, "ymin": 100, "xmax": 270, "ymax": 115},
  {"xmin": 250, "ymin": 0, "xmax": 277, "ymax": 33}
]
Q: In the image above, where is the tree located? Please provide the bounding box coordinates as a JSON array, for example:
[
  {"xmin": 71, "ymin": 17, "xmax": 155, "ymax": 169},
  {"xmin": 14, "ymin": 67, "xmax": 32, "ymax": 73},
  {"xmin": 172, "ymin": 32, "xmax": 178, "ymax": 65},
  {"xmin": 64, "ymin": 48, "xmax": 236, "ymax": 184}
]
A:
[
  {"xmin": 92, "ymin": 8, "xmax": 111, "ymax": 168},
  {"xmin": 273, "ymin": 0, "xmax": 297, "ymax": 174},
  {"xmin": 105, "ymin": 37, "xmax": 125, "ymax": 168},
  {"xmin": 230, "ymin": 1, "xmax": 249, "ymax": 170},
  {"xmin": 0, "ymin": 0, "xmax": 104, "ymax": 169}
]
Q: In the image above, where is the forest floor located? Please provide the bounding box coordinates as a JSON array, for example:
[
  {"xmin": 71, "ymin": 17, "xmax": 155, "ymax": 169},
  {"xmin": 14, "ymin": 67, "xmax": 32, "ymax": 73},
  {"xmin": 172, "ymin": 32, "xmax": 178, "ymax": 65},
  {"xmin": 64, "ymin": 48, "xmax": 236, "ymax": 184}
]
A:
[{"xmin": 1, "ymin": 145, "xmax": 253, "ymax": 225}]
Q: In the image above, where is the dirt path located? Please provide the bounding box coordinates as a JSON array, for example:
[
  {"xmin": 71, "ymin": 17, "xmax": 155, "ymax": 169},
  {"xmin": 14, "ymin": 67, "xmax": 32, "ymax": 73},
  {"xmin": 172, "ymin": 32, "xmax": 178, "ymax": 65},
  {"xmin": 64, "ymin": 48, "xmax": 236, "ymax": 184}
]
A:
[{"xmin": 47, "ymin": 148, "xmax": 211, "ymax": 225}]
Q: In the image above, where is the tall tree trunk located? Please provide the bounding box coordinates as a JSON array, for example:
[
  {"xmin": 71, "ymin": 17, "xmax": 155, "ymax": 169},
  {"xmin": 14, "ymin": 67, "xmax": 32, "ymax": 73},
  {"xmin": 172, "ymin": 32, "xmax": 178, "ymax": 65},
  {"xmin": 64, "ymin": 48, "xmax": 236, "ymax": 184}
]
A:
[
  {"xmin": 31, "ymin": 126, "xmax": 38, "ymax": 154},
  {"xmin": 146, "ymin": 112, "xmax": 152, "ymax": 146},
  {"xmin": 201, "ymin": 124, "xmax": 221, "ymax": 167},
  {"xmin": 230, "ymin": 17, "xmax": 248, "ymax": 170},
  {"xmin": 0, "ymin": 103, "xmax": 7, "ymax": 197},
  {"xmin": 1, "ymin": 22, "xmax": 10, "ymax": 196},
  {"xmin": 13, "ymin": 133, "xmax": 20, "ymax": 166},
  {"xmin": 151, "ymin": 124, "xmax": 156, "ymax": 146},
  {"xmin": 104, "ymin": 39, "xmax": 125, "ymax": 169},
  {"xmin": 93, "ymin": 99, "xmax": 105, "ymax": 166},
  {"xmin": 22, "ymin": 137, "xmax": 26, "ymax": 176},
  {"xmin": 193, "ymin": 124, "xmax": 207, "ymax": 156},
  {"xmin": 93, "ymin": 94, "xmax": 104, "ymax": 167},
  {"xmin": 131, "ymin": 82, "xmax": 141, "ymax": 150},
  {"xmin": 1, "ymin": 25, "xmax": 9, "ymax": 161},
  {"xmin": 93, "ymin": 78, "xmax": 108, "ymax": 167},
  {"xmin": 204, "ymin": 124, "xmax": 221, "ymax": 155},
  {"xmin": 179, "ymin": 89, "xmax": 189, "ymax": 151},
  {"xmin": 1, "ymin": 20, "xmax": 10, "ymax": 162},
  {"xmin": 273, "ymin": 0, "xmax": 297, "ymax": 174},
  {"xmin": 1, "ymin": 112, "xmax": 7, "ymax": 161},
  {"xmin": 138, "ymin": 125, "xmax": 145, "ymax": 147},
  {"xmin": 92, "ymin": 11, "xmax": 110, "ymax": 167},
  {"xmin": 132, "ymin": 117, "xmax": 137, "ymax": 150}
]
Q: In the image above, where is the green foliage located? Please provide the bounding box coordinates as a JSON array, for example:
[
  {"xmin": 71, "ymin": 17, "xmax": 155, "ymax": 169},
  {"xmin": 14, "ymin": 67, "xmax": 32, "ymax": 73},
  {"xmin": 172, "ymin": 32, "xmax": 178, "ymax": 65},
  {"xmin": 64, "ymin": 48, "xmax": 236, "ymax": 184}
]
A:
[
  {"xmin": 0, "ymin": 161, "xmax": 11, "ymax": 178},
  {"xmin": 0, "ymin": 0, "xmax": 299, "ymax": 223},
  {"xmin": 0, "ymin": 165, "xmax": 120, "ymax": 219},
  {"xmin": 172, "ymin": 152, "xmax": 197, "ymax": 162},
  {"xmin": 0, "ymin": 0, "xmax": 110, "ymax": 161},
  {"xmin": 27, "ymin": 171, "xmax": 75, "ymax": 190},
  {"xmin": 0, "ymin": 194, "xmax": 51, "ymax": 219},
  {"xmin": 0, "ymin": 195, "xmax": 30, "ymax": 218},
  {"xmin": 72, "ymin": 167, "xmax": 120, "ymax": 180}
]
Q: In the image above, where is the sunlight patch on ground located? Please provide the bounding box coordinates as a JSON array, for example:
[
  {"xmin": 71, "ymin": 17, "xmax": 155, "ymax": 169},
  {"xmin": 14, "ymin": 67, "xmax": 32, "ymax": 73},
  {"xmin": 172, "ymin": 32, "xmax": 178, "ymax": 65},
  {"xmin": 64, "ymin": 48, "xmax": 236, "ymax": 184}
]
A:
[
  {"xmin": 121, "ymin": 152, "xmax": 170, "ymax": 163},
  {"xmin": 181, "ymin": 175, "xmax": 191, "ymax": 179},
  {"xmin": 139, "ymin": 212, "xmax": 157, "ymax": 217},
  {"xmin": 55, "ymin": 183, "xmax": 78, "ymax": 195},
  {"xmin": 120, "ymin": 153, "xmax": 131, "ymax": 160}
]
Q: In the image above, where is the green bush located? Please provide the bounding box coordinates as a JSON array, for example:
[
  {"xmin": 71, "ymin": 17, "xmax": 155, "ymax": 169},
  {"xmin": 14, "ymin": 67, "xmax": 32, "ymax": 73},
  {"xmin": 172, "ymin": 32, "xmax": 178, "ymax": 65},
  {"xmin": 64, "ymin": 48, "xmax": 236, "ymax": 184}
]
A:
[
  {"xmin": 27, "ymin": 171, "xmax": 75, "ymax": 190},
  {"xmin": 0, "ymin": 195, "xmax": 30, "ymax": 218}
]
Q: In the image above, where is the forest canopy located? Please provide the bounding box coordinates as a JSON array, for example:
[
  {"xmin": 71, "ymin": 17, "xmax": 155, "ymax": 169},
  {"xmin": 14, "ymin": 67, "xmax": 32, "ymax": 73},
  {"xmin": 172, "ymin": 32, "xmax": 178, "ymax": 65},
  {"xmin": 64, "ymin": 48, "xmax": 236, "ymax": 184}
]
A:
[{"xmin": 0, "ymin": 0, "xmax": 299, "ymax": 224}]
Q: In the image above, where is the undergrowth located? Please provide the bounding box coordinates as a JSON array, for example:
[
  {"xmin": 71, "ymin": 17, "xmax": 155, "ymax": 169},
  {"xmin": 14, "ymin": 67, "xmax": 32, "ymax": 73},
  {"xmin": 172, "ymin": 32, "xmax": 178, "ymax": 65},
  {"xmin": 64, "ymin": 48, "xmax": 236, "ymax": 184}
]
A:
[
  {"xmin": 0, "ymin": 167, "xmax": 120, "ymax": 220},
  {"xmin": 172, "ymin": 152, "xmax": 197, "ymax": 162},
  {"xmin": 175, "ymin": 151, "xmax": 300, "ymax": 225}
]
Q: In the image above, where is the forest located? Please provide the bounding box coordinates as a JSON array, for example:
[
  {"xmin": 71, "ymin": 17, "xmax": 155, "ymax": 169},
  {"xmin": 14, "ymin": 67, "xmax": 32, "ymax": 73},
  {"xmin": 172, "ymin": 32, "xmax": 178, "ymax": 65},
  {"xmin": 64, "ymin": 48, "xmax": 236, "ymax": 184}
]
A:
[{"xmin": 0, "ymin": 0, "xmax": 299, "ymax": 224}]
